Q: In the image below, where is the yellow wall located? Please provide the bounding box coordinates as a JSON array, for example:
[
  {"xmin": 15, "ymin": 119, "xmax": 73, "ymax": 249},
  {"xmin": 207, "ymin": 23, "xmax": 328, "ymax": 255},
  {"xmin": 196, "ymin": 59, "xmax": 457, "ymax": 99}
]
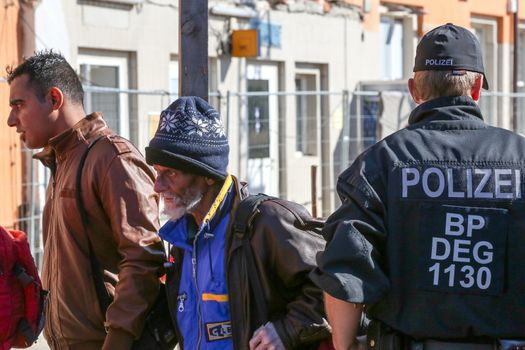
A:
[{"xmin": 0, "ymin": 1, "xmax": 22, "ymax": 229}]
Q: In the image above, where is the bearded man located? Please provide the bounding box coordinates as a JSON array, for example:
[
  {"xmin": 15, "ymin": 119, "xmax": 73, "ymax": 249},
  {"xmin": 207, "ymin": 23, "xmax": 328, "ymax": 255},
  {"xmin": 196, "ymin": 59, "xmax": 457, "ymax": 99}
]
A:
[{"xmin": 145, "ymin": 96, "xmax": 331, "ymax": 350}]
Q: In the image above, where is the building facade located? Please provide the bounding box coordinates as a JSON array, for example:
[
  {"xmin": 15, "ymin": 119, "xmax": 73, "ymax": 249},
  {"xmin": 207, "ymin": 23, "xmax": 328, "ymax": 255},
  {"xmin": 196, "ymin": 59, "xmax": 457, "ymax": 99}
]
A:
[{"xmin": 4, "ymin": 0, "xmax": 525, "ymax": 238}]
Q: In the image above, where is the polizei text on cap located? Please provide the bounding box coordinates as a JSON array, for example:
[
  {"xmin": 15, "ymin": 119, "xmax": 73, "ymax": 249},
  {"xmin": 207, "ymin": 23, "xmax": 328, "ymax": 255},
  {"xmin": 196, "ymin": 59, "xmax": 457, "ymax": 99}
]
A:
[{"xmin": 425, "ymin": 58, "xmax": 454, "ymax": 66}]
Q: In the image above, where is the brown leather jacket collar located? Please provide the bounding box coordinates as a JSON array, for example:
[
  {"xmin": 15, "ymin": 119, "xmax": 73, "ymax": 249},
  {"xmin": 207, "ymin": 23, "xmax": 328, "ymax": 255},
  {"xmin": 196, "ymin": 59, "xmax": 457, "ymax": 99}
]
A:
[{"xmin": 34, "ymin": 112, "xmax": 109, "ymax": 172}]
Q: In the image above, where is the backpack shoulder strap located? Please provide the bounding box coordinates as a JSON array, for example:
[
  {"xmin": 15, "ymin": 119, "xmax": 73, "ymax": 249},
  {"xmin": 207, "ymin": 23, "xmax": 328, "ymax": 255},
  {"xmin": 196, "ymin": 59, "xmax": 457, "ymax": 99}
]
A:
[
  {"xmin": 75, "ymin": 135, "xmax": 111, "ymax": 316},
  {"xmin": 233, "ymin": 193, "xmax": 275, "ymax": 326},
  {"xmin": 233, "ymin": 193, "xmax": 275, "ymax": 239},
  {"xmin": 76, "ymin": 135, "xmax": 106, "ymax": 199}
]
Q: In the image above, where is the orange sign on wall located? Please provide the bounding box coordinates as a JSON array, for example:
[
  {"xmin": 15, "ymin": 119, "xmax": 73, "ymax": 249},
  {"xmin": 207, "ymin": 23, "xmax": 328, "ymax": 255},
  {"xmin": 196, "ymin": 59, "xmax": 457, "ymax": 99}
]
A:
[{"xmin": 231, "ymin": 29, "xmax": 259, "ymax": 57}]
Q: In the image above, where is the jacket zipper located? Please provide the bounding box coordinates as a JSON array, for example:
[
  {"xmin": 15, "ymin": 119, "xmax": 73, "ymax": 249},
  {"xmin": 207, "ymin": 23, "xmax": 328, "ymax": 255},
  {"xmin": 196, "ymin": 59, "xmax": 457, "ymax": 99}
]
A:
[
  {"xmin": 47, "ymin": 173, "xmax": 58, "ymax": 345},
  {"xmin": 164, "ymin": 256, "xmax": 184, "ymax": 349},
  {"xmin": 192, "ymin": 230, "xmax": 203, "ymax": 349},
  {"xmin": 225, "ymin": 199, "xmax": 243, "ymax": 350},
  {"xmin": 177, "ymin": 292, "xmax": 187, "ymax": 312},
  {"xmin": 226, "ymin": 246, "xmax": 243, "ymax": 350},
  {"xmin": 206, "ymin": 233, "xmax": 215, "ymax": 282}
]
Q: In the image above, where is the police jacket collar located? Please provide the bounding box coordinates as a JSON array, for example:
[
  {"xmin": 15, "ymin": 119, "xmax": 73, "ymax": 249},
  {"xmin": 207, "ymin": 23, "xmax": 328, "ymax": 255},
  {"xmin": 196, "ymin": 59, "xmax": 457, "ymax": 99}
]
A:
[{"xmin": 408, "ymin": 95, "xmax": 484, "ymax": 126}]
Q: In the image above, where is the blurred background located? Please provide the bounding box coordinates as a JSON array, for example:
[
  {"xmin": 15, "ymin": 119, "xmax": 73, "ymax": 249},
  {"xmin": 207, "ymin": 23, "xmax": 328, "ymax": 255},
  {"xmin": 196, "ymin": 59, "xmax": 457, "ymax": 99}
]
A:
[{"xmin": 1, "ymin": 0, "xmax": 525, "ymax": 278}]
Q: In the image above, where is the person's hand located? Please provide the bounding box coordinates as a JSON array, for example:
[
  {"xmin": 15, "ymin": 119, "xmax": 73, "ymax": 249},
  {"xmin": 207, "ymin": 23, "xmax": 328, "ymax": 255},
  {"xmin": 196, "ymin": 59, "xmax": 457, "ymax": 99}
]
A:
[
  {"xmin": 352, "ymin": 335, "xmax": 367, "ymax": 350},
  {"xmin": 249, "ymin": 322, "xmax": 286, "ymax": 350}
]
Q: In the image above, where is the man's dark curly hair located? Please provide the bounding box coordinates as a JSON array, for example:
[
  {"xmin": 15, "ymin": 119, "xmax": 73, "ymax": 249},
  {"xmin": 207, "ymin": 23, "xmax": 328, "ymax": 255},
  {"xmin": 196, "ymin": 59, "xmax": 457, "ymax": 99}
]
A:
[{"xmin": 6, "ymin": 50, "xmax": 84, "ymax": 105}]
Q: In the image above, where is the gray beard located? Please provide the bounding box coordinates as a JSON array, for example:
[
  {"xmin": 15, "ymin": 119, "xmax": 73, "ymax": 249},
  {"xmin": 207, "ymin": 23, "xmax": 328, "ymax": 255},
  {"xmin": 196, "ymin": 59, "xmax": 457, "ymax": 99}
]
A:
[{"xmin": 162, "ymin": 189, "xmax": 204, "ymax": 222}]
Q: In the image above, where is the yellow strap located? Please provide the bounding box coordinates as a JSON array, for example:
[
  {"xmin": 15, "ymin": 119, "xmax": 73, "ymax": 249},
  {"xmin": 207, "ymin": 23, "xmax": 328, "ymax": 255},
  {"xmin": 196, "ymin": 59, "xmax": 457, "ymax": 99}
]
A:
[
  {"xmin": 202, "ymin": 174, "xmax": 233, "ymax": 226},
  {"xmin": 202, "ymin": 293, "xmax": 229, "ymax": 302}
]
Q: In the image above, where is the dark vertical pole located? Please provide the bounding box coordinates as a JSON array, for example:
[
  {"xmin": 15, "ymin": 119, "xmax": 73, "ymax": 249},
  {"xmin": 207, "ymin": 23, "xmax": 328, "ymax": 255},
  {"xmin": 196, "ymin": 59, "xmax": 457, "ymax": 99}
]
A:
[
  {"xmin": 341, "ymin": 89, "xmax": 349, "ymax": 175},
  {"xmin": 311, "ymin": 165, "xmax": 318, "ymax": 218},
  {"xmin": 179, "ymin": 0, "xmax": 208, "ymax": 100},
  {"xmin": 512, "ymin": 4, "xmax": 519, "ymax": 131},
  {"xmin": 513, "ymin": 1, "xmax": 519, "ymax": 132}
]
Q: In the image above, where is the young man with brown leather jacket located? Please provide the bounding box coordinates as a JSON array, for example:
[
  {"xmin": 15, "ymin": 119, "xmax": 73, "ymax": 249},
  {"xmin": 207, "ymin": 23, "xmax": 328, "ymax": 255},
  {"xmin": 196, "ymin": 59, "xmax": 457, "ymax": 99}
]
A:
[{"xmin": 7, "ymin": 51, "xmax": 165, "ymax": 350}]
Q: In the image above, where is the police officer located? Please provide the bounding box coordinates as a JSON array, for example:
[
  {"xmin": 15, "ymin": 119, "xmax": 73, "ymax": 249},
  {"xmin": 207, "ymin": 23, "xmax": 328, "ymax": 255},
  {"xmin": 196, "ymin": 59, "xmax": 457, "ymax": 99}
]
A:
[{"xmin": 311, "ymin": 23, "xmax": 525, "ymax": 350}]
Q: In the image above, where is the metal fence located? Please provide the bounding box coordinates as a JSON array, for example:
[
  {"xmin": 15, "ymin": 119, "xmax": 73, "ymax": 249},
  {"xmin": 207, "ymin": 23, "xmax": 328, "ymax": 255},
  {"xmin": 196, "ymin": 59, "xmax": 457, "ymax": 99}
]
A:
[{"xmin": 2, "ymin": 79, "xmax": 525, "ymax": 269}]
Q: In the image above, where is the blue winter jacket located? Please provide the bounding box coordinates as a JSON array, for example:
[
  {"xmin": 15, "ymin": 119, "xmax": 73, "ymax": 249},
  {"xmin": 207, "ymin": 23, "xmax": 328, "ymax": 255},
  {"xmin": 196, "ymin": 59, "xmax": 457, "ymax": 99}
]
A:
[{"xmin": 160, "ymin": 176, "xmax": 235, "ymax": 349}]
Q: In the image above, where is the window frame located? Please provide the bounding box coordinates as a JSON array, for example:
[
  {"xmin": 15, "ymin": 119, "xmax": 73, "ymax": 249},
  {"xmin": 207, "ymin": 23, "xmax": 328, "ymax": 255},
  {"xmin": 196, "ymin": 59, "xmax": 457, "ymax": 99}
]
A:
[{"xmin": 78, "ymin": 53, "xmax": 130, "ymax": 138}]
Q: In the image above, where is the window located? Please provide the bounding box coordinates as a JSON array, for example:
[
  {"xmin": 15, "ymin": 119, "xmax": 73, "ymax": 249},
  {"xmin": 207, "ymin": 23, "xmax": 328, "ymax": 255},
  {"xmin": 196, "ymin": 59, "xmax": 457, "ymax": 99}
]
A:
[
  {"xmin": 247, "ymin": 79, "xmax": 270, "ymax": 159},
  {"xmin": 379, "ymin": 5, "xmax": 417, "ymax": 81},
  {"xmin": 169, "ymin": 59, "xmax": 179, "ymax": 99},
  {"xmin": 519, "ymin": 27, "xmax": 525, "ymax": 87},
  {"xmin": 235, "ymin": 0, "xmax": 255, "ymax": 5},
  {"xmin": 245, "ymin": 63, "xmax": 279, "ymax": 196},
  {"xmin": 471, "ymin": 18, "xmax": 498, "ymax": 127},
  {"xmin": 471, "ymin": 18, "xmax": 498, "ymax": 92},
  {"xmin": 295, "ymin": 73, "xmax": 318, "ymax": 156},
  {"xmin": 208, "ymin": 57, "xmax": 219, "ymax": 110},
  {"xmin": 79, "ymin": 0, "xmax": 143, "ymax": 8},
  {"xmin": 79, "ymin": 53, "xmax": 130, "ymax": 138},
  {"xmin": 380, "ymin": 16, "xmax": 404, "ymax": 80}
]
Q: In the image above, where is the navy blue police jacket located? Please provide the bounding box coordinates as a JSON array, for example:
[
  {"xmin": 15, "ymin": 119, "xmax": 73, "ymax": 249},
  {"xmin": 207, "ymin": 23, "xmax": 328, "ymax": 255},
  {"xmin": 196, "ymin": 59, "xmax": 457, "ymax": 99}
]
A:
[{"xmin": 312, "ymin": 95, "xmax": 525, "ymax": 339}]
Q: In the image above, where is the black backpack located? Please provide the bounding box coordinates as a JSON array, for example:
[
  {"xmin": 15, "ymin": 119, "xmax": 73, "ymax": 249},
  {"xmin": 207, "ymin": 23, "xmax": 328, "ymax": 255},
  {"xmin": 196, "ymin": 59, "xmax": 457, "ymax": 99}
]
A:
[{"xmin": 232, "ymin": 193, "xmax": 324, "ymax": 324}]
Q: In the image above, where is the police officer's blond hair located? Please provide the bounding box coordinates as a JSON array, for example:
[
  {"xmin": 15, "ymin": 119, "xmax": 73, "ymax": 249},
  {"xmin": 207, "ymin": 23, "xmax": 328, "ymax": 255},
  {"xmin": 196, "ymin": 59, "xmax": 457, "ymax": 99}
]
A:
[{"xmin": 413, "ymin": 70, "xmax": 482, "ymax": 101}]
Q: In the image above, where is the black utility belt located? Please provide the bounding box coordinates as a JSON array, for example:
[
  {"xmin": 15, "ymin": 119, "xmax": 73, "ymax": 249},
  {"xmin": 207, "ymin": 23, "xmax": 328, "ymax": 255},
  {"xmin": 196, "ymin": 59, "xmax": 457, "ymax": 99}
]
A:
[
  {"xmin": 410, "ymin": 340, "xmax": 525, "ymax": 350},
  {"xmin": 367, "ymin": 320, "xmax": 525, "ymax": 350},
  {"xmin": 369, "ymin": 337, "xmax": 525, "ymax": 350}
]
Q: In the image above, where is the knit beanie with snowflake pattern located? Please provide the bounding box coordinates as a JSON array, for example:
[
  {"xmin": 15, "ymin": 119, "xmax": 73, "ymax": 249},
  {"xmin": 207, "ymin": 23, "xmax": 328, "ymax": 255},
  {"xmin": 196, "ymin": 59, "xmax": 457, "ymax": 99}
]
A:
[{"xmin": 146, "ymin": 96, "xmax": 229, "ymax": 180}]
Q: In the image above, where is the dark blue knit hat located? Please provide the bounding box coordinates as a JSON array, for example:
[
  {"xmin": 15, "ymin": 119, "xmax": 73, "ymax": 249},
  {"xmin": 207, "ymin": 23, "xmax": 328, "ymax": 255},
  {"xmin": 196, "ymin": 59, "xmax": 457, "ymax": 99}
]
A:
[{"xmin": 146, "ymin": 96, "xmax": 229, "ymax": 180}]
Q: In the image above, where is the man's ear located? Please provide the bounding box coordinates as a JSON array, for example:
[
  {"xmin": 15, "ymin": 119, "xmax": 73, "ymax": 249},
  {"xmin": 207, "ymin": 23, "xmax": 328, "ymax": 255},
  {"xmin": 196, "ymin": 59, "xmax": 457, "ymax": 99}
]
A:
[
  {"xmin": 204, "ymin": 177, "xmax": 216, "ymax": 186},
  {"xmin": 470, "ymin": 74, "xmax": 483, "ymax": 102},
  {"xmin": 48, "ymin": 87, "xmax": 64, "ymax": 110},
  {"xmin": 408, "ymin": 78, "xmax": 425, "ymax": 104}
]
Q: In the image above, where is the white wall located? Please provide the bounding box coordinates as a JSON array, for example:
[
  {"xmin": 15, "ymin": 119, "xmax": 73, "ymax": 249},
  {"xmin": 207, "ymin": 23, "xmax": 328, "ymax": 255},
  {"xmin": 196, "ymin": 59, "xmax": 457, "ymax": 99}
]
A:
[
  {"xmin": 35, "ymin": 0, "xmax": 386, "ymax": 212},
  {"xmin": 35, "ymin": 0, "xmax": 70, "ymax": 57}
]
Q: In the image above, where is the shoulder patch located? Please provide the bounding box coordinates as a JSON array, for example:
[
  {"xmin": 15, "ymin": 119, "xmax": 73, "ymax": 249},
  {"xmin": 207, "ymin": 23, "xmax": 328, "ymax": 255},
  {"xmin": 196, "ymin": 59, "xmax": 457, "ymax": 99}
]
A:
[{"xmin": 106, "ymin": 135, "xmax": 132, "ymax": 155}]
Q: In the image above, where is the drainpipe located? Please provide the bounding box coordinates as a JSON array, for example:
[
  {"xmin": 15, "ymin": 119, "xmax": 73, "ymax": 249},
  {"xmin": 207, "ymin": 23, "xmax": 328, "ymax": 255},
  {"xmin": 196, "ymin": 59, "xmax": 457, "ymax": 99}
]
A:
[
  {"xmin": 510, "ymin": 0, "xmax": 519, "ymax": 131},
  {"xmin": 513, "ymin": 3, "xmax": 519, "ymax": 132},
  {"xmin": 18, "ymin": 0, "xmax": 39, "ymax": 235}
]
